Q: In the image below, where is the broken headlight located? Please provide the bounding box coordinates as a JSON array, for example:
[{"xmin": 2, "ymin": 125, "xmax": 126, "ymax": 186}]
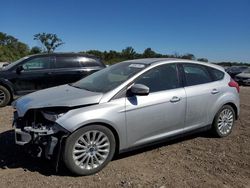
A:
[{"xmin": 41, "ymin": 111, "xmax": 65, "ymax": 122}]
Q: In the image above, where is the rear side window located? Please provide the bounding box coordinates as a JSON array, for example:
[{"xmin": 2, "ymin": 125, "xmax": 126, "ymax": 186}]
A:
[
  {"xmin": 183, "ymin": 63, "xmax": 212, "ymax": 86},
  {"xmin": 207, "ymin": 67, "xmax": 224, "ymax": 81},
  {"xmin": 55, "ymin": 56, "xmax": 80, "ymax": 68},
  {"xmin": 78, "ymin": 57, "xmax": 103, "ymax": 67}
]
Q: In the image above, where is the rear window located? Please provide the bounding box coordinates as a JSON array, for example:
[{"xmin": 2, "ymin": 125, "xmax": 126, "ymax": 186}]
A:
[
  {"xmin": 207, "ymin": 67, "xmax": 225, "ymax": 81},
  {"xmin": 78, "ymin": 57, "xmax": 104, "ymax": 67},
  {"xmin": 55, "ymin": 56, "xmax": 80, "ymax": 68}
]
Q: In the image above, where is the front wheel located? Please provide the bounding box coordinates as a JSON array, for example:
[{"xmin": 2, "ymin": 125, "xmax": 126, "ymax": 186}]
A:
[
  {"xmin": 212, "ymin": 105, "xmax": 235, "ymax": 137},
  {"xmin": 63, "ymin": 125, "xmax": 116, "ymax": 175}
]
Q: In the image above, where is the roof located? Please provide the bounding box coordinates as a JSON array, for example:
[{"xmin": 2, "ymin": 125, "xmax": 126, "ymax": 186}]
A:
[
  {"xmin": 122, "ymin": 58, "xmax": 179, "ymax": 65},
  {"xmin": 26, "ymin": 52, "xmax": 99, "ymax": 59},
  {"xmin": 122, "ymin": 58, "xmax": 225, "ymax": 71}
]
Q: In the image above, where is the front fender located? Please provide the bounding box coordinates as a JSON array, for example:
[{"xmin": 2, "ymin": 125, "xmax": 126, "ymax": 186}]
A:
[{"xmin": 56, "ymin": 98, "xmax": 127, "ymax": 150}]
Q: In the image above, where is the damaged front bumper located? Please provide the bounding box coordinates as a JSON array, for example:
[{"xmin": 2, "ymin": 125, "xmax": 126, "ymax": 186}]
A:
[{"xmin": 13, "ymin": 111, "xmax": 69, "ymax": 159}]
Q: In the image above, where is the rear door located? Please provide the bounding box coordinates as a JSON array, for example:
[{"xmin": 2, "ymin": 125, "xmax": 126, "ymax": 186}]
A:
[
  {"xmin": 51, "ymin": 56, "xmax": 103, "ymax": 87},
  {"xmin": 125, "ymin": 63, "xmax": 186, "ymax": 147},
  {"xmin": 181, "ymin": 63, "xmax": 223, "ymax": 128},
  {"xmin": 51, "ymin": 56, "xmax": 83, "ymax": 86}
]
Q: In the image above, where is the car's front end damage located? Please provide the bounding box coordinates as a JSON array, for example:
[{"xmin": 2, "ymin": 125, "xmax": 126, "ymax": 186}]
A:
[
  {"xmin": 12, "ymin": 84, "xmax": 104, "ymax": 170},
  {"xmin": 13, "ymin": 107, "xmax": 75, "ymax": 171},
  {"xmin": 13, "ymin": 108, "xmax": 70, "ymax": 161}
]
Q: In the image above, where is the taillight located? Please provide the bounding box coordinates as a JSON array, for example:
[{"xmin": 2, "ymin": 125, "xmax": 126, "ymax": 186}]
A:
[{"xmin": 228, "ymin": 79, "xmax": 240, "ymax": 93}]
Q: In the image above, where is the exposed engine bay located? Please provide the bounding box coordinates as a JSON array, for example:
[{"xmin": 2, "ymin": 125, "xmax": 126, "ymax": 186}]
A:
[{"xmin": 13, "ymin": 109, "xmax": 70, "ymax": 163}]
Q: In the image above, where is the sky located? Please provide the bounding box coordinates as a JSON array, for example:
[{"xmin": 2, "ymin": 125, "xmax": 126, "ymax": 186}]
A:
[{"xmin": 1, "ymin": 0, "xmax": 250, "ymax": 62}]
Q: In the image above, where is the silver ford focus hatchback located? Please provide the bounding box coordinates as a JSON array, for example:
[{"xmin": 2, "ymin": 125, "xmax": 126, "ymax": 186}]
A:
[{"xmin": 12, "ymin": 58, "xmax": 240, "ymax": 175}]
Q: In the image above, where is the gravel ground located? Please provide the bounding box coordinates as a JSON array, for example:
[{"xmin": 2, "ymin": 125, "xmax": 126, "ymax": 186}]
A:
[{"xmin": 0, "ymin": 87, "xmax": 249, "ymax": 188}]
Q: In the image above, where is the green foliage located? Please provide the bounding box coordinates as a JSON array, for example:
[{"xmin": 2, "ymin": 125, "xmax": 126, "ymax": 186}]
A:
[
  {"xmin": 0, "ymin": 32, "xmax": 248, "ymax": 67},
  {"xmin": 84, "ymin": 50, "xmax": 103, "ymax": 59},
  {"xmin": 216, "ymin": 62, "xmax": 250, "ymax": 66},
  {"xmin": 34, "ymin": 32, "xmax": 64, "ymax": 53},
  {"xmin": 181, "ymin": 53, "xmax": 196, "ymax": 60},
  {"xmin": 197, "ymin": 58, "xmax": 208, "ymax": 62},
  {"xmin": 0, "ymin": 32, "xmax": 29, "ymax": 62},
  {"xmin": 143, "ymin": 48, "xmax": 157, "ymax": 58},
  {"xmin": 121, "ymin": 47, "xmax": 136, "ymax": 59},
  {"xmin": 30, "ymin": 46, "xmax": 42, "ymax": 54}
]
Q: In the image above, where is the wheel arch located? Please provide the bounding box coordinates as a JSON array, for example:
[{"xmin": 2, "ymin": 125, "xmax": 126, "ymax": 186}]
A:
[
  {"xmin": 0, "ymin": 80, "xmax": 14, "ymax": 102},
  {"xmin": 224, "ymin": 102, "xmax": 238, "ymax": 120},
  {"xmin": 72, "ymin": 122, "xmax": 121, "ymax": 156}
]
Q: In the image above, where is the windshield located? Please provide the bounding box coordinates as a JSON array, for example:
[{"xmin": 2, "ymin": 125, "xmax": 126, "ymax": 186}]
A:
[
  {"xmin": 71, "ymin": 61, "xmax": 147, "ymax": 93},
  {"xmin": 3, "ymin": 56, "xmax": 29, "ymax": 70}
]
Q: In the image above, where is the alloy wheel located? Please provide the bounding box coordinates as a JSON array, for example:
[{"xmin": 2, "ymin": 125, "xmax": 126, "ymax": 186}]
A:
[
  {"xmin": 0, "ymin": 89, "xmax": 6, "ymax": 105},
  {"xmin": 72, "ymin": 130, "xmax": 110, "ymax": 170},
  {"xmin": 217, "ymin": 108, "xmax": 234, "ymax": 135}
]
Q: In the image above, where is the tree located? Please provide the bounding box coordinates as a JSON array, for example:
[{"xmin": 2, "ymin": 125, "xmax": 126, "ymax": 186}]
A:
[
  {"xmin": 85, "ymin": 50, "xmax": 103, "ymax": 59},
  {"xmin": 181, "ymin": 53, "xmax": 196, "ymax": 60},
  {"xmin": 30, "ymin": 46, "xmax": 42, "ymax": 54},
  {"xmin": 34, "ymin": 32, "xmax": 64, "ymax": 53},
  {"xmin": 142, "ymin": 48, "xmax": 157, "ymax": 58},
  {"xmin": 0, "ymin": 32, "xmax": 29, "ymax": 62},
  {"xmin": 197, "ymin": 58, "xmax": 208, "ymax": 62},
  {"xmin": 121, "ymin": 47, "xmax": 136, "ymax": 59}
]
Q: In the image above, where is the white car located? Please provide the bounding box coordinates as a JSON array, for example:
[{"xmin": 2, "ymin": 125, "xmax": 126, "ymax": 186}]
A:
[{"xmin": 235, "ymin": 68, "xmax": 250, "ymax": 86}]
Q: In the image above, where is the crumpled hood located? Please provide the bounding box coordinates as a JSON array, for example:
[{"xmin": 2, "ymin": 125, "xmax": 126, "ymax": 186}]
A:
[{"xmin": 13, "ymin": 84, "xmax": 103, "ymax": 117}]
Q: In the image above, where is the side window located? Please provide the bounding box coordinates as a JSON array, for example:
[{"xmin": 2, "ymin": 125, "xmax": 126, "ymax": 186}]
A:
[
  {"xmin": 135, "ymin": 64, "xmax": 180, "ymax": 93},
  {"xmin": 55, "ymin": 56, "xmax": 80, "ymax": 68},
  {"xmin": 207, "ymin": 67, "xmax": 224, "ymax": 81},
  {"xmin": 183, "ymin": 64, "xmax": 212, "ymax": 86},
  {"xmin": 78, "ymin": 57, "xmax": 103, "ymax": 67},
  {"xmin": 22, "ymin": 57, "xmax": 51, "ymax": 70}
]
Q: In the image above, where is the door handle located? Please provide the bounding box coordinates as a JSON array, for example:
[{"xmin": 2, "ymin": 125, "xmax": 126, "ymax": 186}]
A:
[
  {"xmin": 170, "ymin": 96, "xmax": 181, "ymax": 103},
  {"xmin": 211, "ymin": 89, "xmax": 219, "ymax": 94}
]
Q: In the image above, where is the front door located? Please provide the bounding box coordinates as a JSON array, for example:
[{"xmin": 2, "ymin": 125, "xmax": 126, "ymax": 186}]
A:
[{"xmin": 11, "ymin": 56, "xmax": 54, "ymax": 95}]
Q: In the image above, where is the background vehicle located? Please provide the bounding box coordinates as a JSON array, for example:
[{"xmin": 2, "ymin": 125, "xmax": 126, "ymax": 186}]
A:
[
  {"xmin": 234, "ymin": 68, "xmax": 250, "ymax": 86},
  {"xmin": 13, "ymin": 58, "xmax": 240, "ymax": 175},
  {"xmin": 0, "ymin": 62, "xmax": 9, "ymax": 68},
  {"xmin": 0, "ymin": 53, "xmax": 105, "ymax": 107},
  {"xmin": 225, "ymin": 66, "xmax": 248, "ymax": 79}
]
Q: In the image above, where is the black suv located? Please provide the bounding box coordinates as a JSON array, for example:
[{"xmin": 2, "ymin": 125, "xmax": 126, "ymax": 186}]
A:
[{"xmin": 0, "ymin": 53, "xmax": 105, "ymax": 107}]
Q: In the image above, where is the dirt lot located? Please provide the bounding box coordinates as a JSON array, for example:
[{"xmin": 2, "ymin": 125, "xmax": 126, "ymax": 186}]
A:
[{"xmin": 0, "ymin": 87, "xmax": 249, "ymax": 188}]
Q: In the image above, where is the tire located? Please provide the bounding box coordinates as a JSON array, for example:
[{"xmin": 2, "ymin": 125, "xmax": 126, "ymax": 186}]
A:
[
  {"xmin": 212, "ymin": 105, "xmax": 235, "ymax": 137},
  {"xmin": 0, "ymin": 85, "xmax": 11, "ymax": 107},
  {"xmin": 63, "ymin": 125, "xmax": 116, "ymax": 176}
]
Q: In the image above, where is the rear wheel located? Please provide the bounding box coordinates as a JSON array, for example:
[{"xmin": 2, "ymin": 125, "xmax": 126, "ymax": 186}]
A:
[
  {"xmin": 0, "ymin": 85, "xmax": 11, "ymax": 107},
  {"xmin": 212, "ymin": 105, "xmax": 235, "ymax": 137},
  {"xmin": 63, "ymin": 125, "xmax": 116, "ymax": 175}
]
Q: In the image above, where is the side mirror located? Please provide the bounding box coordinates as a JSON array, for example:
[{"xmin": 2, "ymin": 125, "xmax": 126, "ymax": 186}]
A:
[
  {"xmin": 130, "ymin": 84, "xmax": 149, "ymax": 96},
  {"xmin": 2, "ymin": 63, "xmax": 9, "ymax": 67},
  {"xmin": 16, "ymin": 65, "xmax": 24, "ymax": 74}
]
